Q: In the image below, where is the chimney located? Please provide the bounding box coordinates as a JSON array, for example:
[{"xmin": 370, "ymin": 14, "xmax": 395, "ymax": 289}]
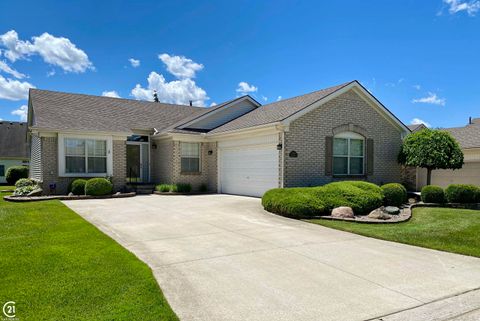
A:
[
  {"xmin": 469, "ymin": 116, "xmax": 472, "ymax": 124},
  {"xmin": 189, "ymin": 100, "xmax": 193, "ymax": 106}
]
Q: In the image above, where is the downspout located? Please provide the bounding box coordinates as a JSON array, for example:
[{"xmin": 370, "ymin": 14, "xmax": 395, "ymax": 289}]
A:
[{"xmin": 280, "ymin": 130, "xmax": 285, "ymax": 188}]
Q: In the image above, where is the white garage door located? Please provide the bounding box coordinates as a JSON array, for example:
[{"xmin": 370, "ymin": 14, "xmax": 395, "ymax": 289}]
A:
[
  {"xmin": 431, "ymin": 162, "xmax": 480, "ymax": 187},
  {"xmin": 219, "ymin": 137, "xmax": 279, "ymax": 197}
]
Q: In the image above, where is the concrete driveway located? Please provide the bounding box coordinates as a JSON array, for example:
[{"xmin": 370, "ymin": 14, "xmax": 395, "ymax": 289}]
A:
[{"xmin": 63, "ymin": 195, "xmax": 480, "ymax": 321}]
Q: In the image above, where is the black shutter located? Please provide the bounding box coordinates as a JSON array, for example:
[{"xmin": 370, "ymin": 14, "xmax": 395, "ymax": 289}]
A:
[
  {"xmin": 366, "ymin": 138, "xmax": 374, "ymax": 175},
  {"xmin": 325, "ymin": 136, "xmax": 333, "ymax": 176}
]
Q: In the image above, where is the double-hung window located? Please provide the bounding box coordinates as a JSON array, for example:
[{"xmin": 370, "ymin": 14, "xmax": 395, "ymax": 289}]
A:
[
  {"xmin": 64, "ymin": 138, "xmax": 107, "ymax": 174},
  {"xmin": 180, "ymin": 142, "xmax": 200, "ymax": 173},
  {"xmin": 333, "ymin": 132, "xmax": 365, "ymax": 175}
]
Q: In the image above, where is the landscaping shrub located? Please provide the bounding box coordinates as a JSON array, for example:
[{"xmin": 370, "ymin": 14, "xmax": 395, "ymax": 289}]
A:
[
  {"xmin": 155, "ymin": 184, "xmax": 172, "ymax": 193},
  {"xmin": 5, "ymin": 166, "xmax": 29, "ymax": 185},
  {"xmin": 15, "ymin": 178, "xmax": 35, "ymax": 188},
  {"xmin": 70, "ymin": 179, "xmax": 87, "ymax": 195},
  {"xmin": 13, "ymin": 185, "xmax": 36, "ymax": 196},
  {"xmin": 381, "ymin": 183, "xmax": 407, "ymax": 207},
  {"xmin": 421, "ymin": 185, "xmax": 444, "ymax": 203},
  {"xmin": 262, "ymin": 181, "xmax": 383, "ymax": 218},
  {"xmin": 175, "ymin": 183, "xmax": 192, "ymax": 193},
  {"xmin": 445, "ymin": 184, "xmax": 480, "ymax": 203},
  {"xmin": 85, "ymin": 178, "xmax": 113, "ymax": 196},
  {"xmin": 199, "ymin": 183, "xmax": 208, "ymax": 193}
]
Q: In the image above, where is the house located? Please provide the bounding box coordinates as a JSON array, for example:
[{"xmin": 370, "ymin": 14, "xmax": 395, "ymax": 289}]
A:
[
  {"xmin": 0, "ymin": 121, "xmax": 29, "ymax": 184},
  {"xmin": 27, "ymin": 80, "xmax": 410, "ymax": 196},
  {"xmin": 406, "ymin": 123, "xmax": 427, "ymax": 132}
]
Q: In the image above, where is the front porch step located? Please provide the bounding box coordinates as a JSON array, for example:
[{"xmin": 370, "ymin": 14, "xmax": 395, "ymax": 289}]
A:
[{"xmin": 126, "ymin": 184, "xmax": 155, "ymax": 194}]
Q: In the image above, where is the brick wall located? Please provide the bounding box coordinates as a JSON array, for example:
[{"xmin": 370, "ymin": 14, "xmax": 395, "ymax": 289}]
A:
[
  {"xmin": 283, "ymin": 90, "xmax": 403, "ymax": 187},
  {"xmin": 151, "ymin": 139, "xmax": 173, "ymax": 184},
  {"xmin": 111, "ymin": 140, "xmax": 126, "ymax": 192}
]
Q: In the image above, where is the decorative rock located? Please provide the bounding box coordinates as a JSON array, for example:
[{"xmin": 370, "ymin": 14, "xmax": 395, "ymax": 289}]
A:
[
  {"xmin": 27, "ymin": 187, "xmax": 43, "ymax": 197},
  {"xmin": 115, "ymin": 192, "xmax": 121, "ymax": 195},
  {"xmin": 384, "ymin": 206, "xmax": 400, "ymax": 215},
  {"xmin": 368, "ymin": 208, "xmax": 391, "ymax": 220},
  {"xmin": 331, "ymin": 206, "xmax": 354, "ymax": 218},
  {"xmin": 68, "ymin": 192, "xmax": 74, "ymax": 197}
]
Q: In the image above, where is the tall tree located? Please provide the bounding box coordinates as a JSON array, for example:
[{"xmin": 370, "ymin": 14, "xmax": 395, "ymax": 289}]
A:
[
  {"xmin": 398, "ymin": 128, "xmax": 464, "ymax": 185},
  {"xmin": 153, "ymin": 90, "xmax": 159, "ymax": 103}
]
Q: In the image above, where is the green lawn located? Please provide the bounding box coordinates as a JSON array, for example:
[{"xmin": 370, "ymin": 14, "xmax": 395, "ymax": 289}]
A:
[
  {"xmin": 308, "ymin": 207, "xmax": 480, "ymax": 258},
  {"xmin": 0, "ymin": 190, "xmax": 178, "ymax": 320}
]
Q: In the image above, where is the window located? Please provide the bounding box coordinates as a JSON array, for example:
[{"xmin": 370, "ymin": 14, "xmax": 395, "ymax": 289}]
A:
[
  {"xmin": 0, "ymin": 165, "xmax": 4, "ymax": 177},
  {"xmin": 333, "ymin": 132, "xmax": 364, "ymax": 175},
  {"xmin": 181, "ymin": 142, "xmax": 200, "ymax": 173},
  {"xmin": 64, "ymin": 138, "xmax": 107, "ymax": 174}
]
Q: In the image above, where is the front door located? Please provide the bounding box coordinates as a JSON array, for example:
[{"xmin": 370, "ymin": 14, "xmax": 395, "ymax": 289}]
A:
[{"xmin": 126, "ymin": 143, "xmax": 150, "ymax": 183}]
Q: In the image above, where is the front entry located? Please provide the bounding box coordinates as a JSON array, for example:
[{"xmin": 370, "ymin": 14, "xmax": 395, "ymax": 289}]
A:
[{"xmin": 126, "ymin": 139, "xmax": 149, "ymax": 183}]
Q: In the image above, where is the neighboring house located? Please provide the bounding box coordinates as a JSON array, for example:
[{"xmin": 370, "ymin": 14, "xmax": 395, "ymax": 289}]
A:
[
  {"xmin": 27, "ymin": 80, "xmax": 409, "ymax": 196},
  {"xmin": 406, "ymin": 123, "xmax": 427, "ymax": 132},
  {"xmin": 0, "ymin": 121, "xmax": 29, "ymax": 184}
]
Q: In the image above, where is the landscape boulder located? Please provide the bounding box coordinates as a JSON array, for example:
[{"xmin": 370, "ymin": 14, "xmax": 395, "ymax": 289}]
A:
[
  {"xmin": 331, "ymin": 206, "xmax": 354, "ymax": 218},
  {"xmin": 367, "ymin": 207, "xmax": 392, "ymax": 220},
  {"xmin": 27, "ymin": 187, "xmax": 43, "ymax": 197},
  {"xmin": 384, "ymin": 206, "xmax": 400, "ymax": 215}
]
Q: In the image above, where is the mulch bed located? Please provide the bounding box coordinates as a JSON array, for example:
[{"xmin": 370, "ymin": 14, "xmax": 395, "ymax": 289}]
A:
[
  {"xmin": 314, "ymin": 206, "xmax": 412, "ymax": 224},
  {"xmin": 3, "ymin": 192, "xmax": 136, "ymax": 202}
]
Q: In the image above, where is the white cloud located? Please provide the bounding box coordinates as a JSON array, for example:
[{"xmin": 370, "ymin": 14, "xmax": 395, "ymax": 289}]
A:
[
  {"xmin": 236, "ymin": 81, "xmax": 258, "ymax": 94},
  {"xmin": 443, "ymin": 0, "xmax": 480, "ymax": 15},
  {"xmin": 0, "ymin": 30, "xmax": 93, "ymax": 73},
  {"xmin": 131, "ymin": 71, "xmax": 208, "ymax": 106},
  {"xmin": 158, "ymin": 53, "xmax": 203, "ymax": 79},
  {"xmin": 129, "ymin": 58, "xmax": 140, "ymax": 68},
  {"xmin": 412, "ymin": 92, "xmax": 446, "ymax": 106},
  {"xmin": 210, "ymin": 102, "xmax": 217, "ymax": 107},
  {"xmin": 411, "ymin": 118, "xmax": 431, "ymax": 128},
  {"xmin": 11, "ymin": 104, "xmax": 28, "ymax": 121},
  {"xmin": 277, "ymin": 96, "xmax": 282, "ymax": 101},
  {"xmin": 46, "ymin": 70, "xmax": 55, "ymax": 77},
  {"xmin": 261, "ymin": 95, "xmax": 268, "ymax": 102},
  {"xmin": 0, "ymin": 75, "xmax": 34, "ymax": 100},
  {"xmin": 102, "ymin": 90, "xmax": 120, "ymax": 98},
  {"xmin": 413, "ymin": 84, "xmax": 421, "ymax": 90},
  {"xmin": 0, "ymin": 60, "xmax": 26, "ymax": 79}
]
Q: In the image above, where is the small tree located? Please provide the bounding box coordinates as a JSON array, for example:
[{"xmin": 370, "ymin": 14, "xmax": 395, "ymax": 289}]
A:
[{"xmin": 398, "ymin": 128, "xmax": 463, "ymax": 185}]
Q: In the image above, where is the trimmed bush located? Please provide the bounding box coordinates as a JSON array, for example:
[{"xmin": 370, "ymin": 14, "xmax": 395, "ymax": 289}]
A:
[
  {"xmin": 85, "ymin": 178, "xmax": 113, "ymax": 196},
  {"xmin": 445, "ymin": 184, "xmax": 480, "ymax": 203},
  {"xmin": 15, "ymin": 178, "xmax": 35, "ymax": 188},
  {"xmin": 175, "ymin": 183, "xmax": 192, "ymax": 193},
  {"xmin": 262, "ymin": 181, "xmax": 384, "ymax": 219},
  {"xmin": 13, "ymin": 185, "xmax": 36, "ymax": 196},
  {"xmin": 421, "ymin": 185, "xmax": 445, "ymax": 203},
  {"xmin": 5, "ymin": 166, "xmax": 29, "ymax": 185},
  {"xmin": 70, "ymin": 179, "xmax": 87, "ymax": 195},
  {"xmin": 199, "ymin": 183, "xmax": 208, "ymax": 193},
  {"xmin": 155, "ymin": 184, "xmax": 172, "ymax": 193},
  {"xmin": 381, "ymin": 183, "xmax": 407, "ymax": 207}
]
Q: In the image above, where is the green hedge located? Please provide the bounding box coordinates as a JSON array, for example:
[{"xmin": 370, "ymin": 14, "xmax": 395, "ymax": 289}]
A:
[
  {"xmin": 6, "ymin": 166, "xmax": 29, "ymax": 185},
  {"xmin": 381, "ymin": 183, "xmax": 407, "ymax": 207},
  {"xmin": 262, "ymin": 181, "xmax": 384, "ymax": 218},
  {"xmin": 155, "ymin": 183, "xmax": 192, "ymax": 193},
  {"xmin": 445, "ymin": 184, "xmax": 480, "ymax": 203},
  {"xmin": 421, "ymin": 185, "xmax": 445, "ymax": 203},
  {"xmin": 70, "ymin": 179, "xmax": 87, "ymax": 195},
  {"xmin": 155, "ymin": 184, "xmax": 172, "ymax": 192},
  {"xmin": 15, "ymin": 178, "xmax": 35, "ymax": 188},
  {"xmin": 85, "ymin": 178, "xmax": 113, "ymax": 196}
]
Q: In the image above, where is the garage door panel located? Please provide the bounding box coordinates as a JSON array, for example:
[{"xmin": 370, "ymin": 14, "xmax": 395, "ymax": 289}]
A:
[{"xmin": 220, "ymin": 143, "xmax": 279, "ymax": 197}]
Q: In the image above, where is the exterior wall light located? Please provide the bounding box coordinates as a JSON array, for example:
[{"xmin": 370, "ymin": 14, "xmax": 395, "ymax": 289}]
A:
[{"xmin": 276, "ymin": 143, "xmax": 283, "ymax": 150}]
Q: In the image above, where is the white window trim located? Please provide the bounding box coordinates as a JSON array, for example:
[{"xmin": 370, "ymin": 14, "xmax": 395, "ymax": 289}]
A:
[
  {"xmin": 333, "ymin": 132, "xmax": 365, "ymax": 176},
  {"xmin": 180, "ymin": 142, "xmax": 201, "ymax": 173},
  {"xmin": 58, "ymin": 133, "xmax": 113, "ymax": 177}
]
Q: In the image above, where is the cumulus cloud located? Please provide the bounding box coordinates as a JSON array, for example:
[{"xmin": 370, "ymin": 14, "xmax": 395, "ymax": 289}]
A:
[
  {"xmin": 412, "ymin": 92, "xmax": 446, "ymax": 106},
  {"xmin": 131, "ymin": 71, "xmax": 208, "ymax": 106},
  {"xmin": 0, "ymin": 60, "xmax": 26, "ymax": 79},
  {"xmin": 443, "ymin": 0, "xmax": 480, "ymax": 15},
  {"xmin": 0, "ymin": 75, "xmax": 34, "ymax": 100},
  {"xmin": 210, "ymin": 102, "xmax": 217, "ymax": 107},
  {"xmin": 129, "ymin": 58, "xmax": 140, "ymax": 68},
  {"xmin": 11, "ymin": 104, "xmax": 28, "ymax": 121},
  {"xmin": 158, "ymin": 53, "xmax": 203, "ymax": 79},
  {"xmin": 102, "ymin": 90, "xmax": 120, "ymax": 98},
  {"xmin": 236, "ymin": 82, "xmax": 258, "ymax": 94},
  {"xmin": 0, "ymin": 30, "xmax": 93, "ymax": 73},
  {"xmin": 277, "ymin": 96, "xmax": 282, "ymax": 101},
  {"xmin": 411, "ymin": 118, "xmax": 431, "ymax": 128}
]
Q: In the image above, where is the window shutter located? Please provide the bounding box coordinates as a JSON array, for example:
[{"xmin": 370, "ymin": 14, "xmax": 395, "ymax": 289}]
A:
[
  {"xmin": 366, "ymin": 138, "xmax": 374, "ymax": 175},
  {"xmin": 325, "ymin": 136, "xmax": 333, "ymax": 176}
]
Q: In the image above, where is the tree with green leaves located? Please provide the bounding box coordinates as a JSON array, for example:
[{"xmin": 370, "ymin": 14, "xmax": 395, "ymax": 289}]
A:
[{"xmin": 398, "ymin": 128, "xmax": 464, "ymax": 185}]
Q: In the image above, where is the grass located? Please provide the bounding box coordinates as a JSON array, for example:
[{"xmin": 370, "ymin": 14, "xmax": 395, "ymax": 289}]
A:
[
  {"xmin": 308, "ymin": 207, "xmax": 480, "ymax": 257},
  {"xmin": 0, "ymin": 190, "xmax": 178, "ymax": 320}
]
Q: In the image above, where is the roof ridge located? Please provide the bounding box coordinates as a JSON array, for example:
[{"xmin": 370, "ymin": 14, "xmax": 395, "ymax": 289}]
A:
[{"xmin": 29, "ymin": 88, "xmax": 207, "ymax": 110}]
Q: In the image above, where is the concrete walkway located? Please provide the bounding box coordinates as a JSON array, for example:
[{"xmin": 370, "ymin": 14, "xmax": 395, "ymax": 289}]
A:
[{"xmin": 63, "ymin": 195, "xmax": 480, "ymax": 321}]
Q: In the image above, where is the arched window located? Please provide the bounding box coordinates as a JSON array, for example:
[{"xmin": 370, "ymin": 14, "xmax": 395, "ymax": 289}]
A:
[{"xmin": 333, "ymin": 132, "xmax": 365, "ymax": 175}]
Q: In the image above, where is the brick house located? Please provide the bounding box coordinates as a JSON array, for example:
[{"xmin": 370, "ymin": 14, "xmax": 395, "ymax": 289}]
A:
[{"xmin": 27, "ymin": 80, "xmax": 410, "ymax": 196}]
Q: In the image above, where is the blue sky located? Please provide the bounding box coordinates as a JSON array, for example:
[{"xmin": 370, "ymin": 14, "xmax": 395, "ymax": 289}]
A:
[{"xmin": 0, "ymin": 0, "xmax": 479, "ymax": 128}]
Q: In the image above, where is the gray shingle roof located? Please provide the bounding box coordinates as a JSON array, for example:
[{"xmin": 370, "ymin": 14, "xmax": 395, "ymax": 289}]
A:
[
  {"xmin": 208, "ymin": 81, "xmax": 353, "ymax": 134},
  {"xmin": 444, "ymin": 123, "xmax": 480, "ymax": 149},
  {"xmin": 0, "ymin": 121, "xmax": 28, "ymax": 158},
  {"xmin": 407, "ymin": 124, "xmax": 426, "ymax": 132},
  {"xmin": 29, "ymin": 89, "xmax": 206, "ymax": 134}
]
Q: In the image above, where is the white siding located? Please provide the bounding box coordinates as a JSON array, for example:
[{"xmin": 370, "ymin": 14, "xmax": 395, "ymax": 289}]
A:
[{"xmin": 30, "ymin": 134, "xmax": 42, "ymax": 181}]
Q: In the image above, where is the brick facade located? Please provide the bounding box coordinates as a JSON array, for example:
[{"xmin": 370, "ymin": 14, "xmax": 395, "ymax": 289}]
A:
[{"xmin": 283, "ymin": 90, "xmax": 403, "ymax": 187}]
